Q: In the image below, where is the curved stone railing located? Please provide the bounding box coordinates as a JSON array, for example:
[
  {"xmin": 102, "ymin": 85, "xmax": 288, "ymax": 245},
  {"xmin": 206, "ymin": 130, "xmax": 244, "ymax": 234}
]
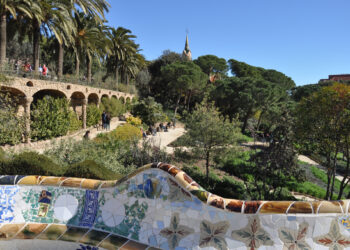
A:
[{"xmin": 0, "ymin": 162, "xmax": 350, "ymax": 249}]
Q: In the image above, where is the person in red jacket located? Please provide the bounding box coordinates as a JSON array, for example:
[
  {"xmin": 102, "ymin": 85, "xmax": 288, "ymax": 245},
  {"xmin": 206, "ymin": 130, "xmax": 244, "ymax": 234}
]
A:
[{"xmin": 42, "ymin": 64, "xmax": 48, "ymax": 76}]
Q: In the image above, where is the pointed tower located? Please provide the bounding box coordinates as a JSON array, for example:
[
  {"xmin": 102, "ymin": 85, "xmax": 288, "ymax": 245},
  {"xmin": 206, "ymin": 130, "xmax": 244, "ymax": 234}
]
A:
[{"xmin": 182, "ymin": 35, "xmax": 192, "ymax": 61}]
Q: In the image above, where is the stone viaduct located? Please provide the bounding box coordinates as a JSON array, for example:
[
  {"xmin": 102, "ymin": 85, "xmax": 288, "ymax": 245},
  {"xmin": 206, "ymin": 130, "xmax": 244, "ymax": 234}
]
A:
[{"xmin": 0, "ymin": 77, "xmax": 135, "ymax": 143}]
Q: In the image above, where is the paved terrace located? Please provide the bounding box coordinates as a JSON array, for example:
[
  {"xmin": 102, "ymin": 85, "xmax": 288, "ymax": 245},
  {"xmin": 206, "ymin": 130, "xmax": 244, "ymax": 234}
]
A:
[{"xmin": 0, "ymin": 76, "xmax": 135, "ymax": 143}]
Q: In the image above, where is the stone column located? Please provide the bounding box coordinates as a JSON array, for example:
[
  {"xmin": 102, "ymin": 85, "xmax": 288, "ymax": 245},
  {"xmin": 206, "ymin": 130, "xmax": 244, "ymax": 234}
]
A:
[
  {"xmin": 24, "ymin": 96, "xmax": 33, "ymax": 143},
  {"xmin": 82, "ymin": 98, "xmax": 87, "ymax": 129}
]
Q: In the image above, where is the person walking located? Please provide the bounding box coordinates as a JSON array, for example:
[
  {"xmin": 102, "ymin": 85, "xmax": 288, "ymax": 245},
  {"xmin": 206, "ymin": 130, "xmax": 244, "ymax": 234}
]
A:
[
  {"xmin": 101, "ymin": 111, "xmax": 107, "ymax": 130},
  {"xmin": 42, "ymin": 64, "xmax": 48, "ymax": 76},
  {"xmin": 106, "ymin": 113, "xmax": 111, "ymax": 130}
]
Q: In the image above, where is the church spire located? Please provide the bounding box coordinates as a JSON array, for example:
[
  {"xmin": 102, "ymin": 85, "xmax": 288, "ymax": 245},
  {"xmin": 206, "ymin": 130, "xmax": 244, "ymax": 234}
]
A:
[{"xmin": 182, "ymin": 34, "xmax": 192, "ymax": 61}]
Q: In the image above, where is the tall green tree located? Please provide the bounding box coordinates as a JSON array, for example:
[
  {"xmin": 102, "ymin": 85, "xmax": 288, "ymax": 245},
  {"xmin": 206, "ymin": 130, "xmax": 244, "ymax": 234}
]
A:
[
  {"xmin": 106, "ymin": 27, "xmax": 136, "ymax": 87},
  {"xmin": 296, "ymin": 83, "xmax": 350, "ymax": 200},
  {"xmin": 0, "ymin": 0, "xmax": 32, "ymax": 67},
  {"xmin": 183, "ymin": 100, "xmax": 242, "ymax": 181},
  {"xmin": 194, "ymin": 54, "xmax": 228, "ymax": 81},
  {"xmin": 160, "ymin": 61, "xmax": 207, "ymax": 119}
]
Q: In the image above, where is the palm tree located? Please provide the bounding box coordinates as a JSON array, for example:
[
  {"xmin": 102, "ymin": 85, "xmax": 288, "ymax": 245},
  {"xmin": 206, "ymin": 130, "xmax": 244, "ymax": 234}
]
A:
[
  {"xmin": 73, "ymin": 13, "xmax": 110, "ymax": 83},
  {"xmin": 120, "ymin": 50, "xmax": 145, "ymax": 91},
  {"xmin": 70, "ymin": 0, "xmax": 109, "ymax": 22},
  {"xmin": 30, "ymin": 0, "xmax": 75, "ymax": 73},
  {"xmin": 106, "ymin": 27, "xmax": 137, "ymax": 89},
  {"xmin": 0, "ymin": 0, "xmax": 32, "ymax": 68}
]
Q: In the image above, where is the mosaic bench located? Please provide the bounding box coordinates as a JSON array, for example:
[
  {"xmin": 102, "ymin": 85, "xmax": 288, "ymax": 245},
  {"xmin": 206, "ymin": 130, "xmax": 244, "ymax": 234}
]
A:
[{"xmin": 0, "ymin": 162, "xmax": 349, "ymax": 249}]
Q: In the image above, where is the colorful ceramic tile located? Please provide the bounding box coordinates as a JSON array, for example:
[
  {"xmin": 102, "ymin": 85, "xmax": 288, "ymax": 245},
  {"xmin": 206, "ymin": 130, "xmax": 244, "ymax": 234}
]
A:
[
  {"xmin": 60, "ymin": 227, "xmax": 89, "ymax": 242},
  {"xmin": 231, "ymin": 216, "xmax": 273, "ymax": 250},
  {"xmin": 38, "ymin": 203, "xmax": 50, "ymax": 217},
  {"xmin": 39, "ymin": 190, "xmax": 52, "ymax": 204},
  {"xmin": 159, "ymin": 212, "xmax": 194, "ymax": 250},
  {"xmin": 313, "ymin": 219, "xmax": 350, "ymax": 249},
  {"xmin": 278, "ymin": 222, "xmax": 311, "ymax": 249},
  {"xmin": 0, "ymin": 224, "xmax": 25, "ymax": 239},
  {"xmin": 199, "ymin": 219, "xmax": 229, "ymax": 249},
  {"xmin": 99, "ymin": 234, "xmax": 128, "ymax": 250},
  {"xmin": 15, "ymin": 223, "xmax": 47, "ymax": 239},
  {"xmin": 119, "ymin": 240, "xmax": 148, "ymax": 250},
  {"xmin": 0, "ymin": 186, "xmax": 18, "ymax": 223},
  {"xmin": 79, "ymin": 229, "xmax": 109, "ymax": 246},
  {"xmin": 36, "ymin": 224, "xmax": 67, "ymax": 240},
  {"xmin": 80, "ymin": 190, "xmax": 99, "ymax": 228}
]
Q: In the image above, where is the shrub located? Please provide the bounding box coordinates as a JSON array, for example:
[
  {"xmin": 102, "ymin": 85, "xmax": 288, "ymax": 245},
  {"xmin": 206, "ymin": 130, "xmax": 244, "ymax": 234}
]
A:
[
  {"xmin": 112, "ymin": 123, "xmax": 141, "ymax": 141},
  {"xmin": 100, "ymin": 97, "xmax": 125, "ymax": 117},
  {"xmin": 126, "ymin": 116, "xmax": 142, "ymax": 127},
  {"xmin": 87, "ymin": 104, "xmax": 102, "ymax": 127},
  {"xmin": 1, "ymin": 151, "xmax": 64, "ymax": 175},
  {"xmin": 0, "ymin": 93, "xmax": 25, "ymax": 145},
  {"xmin": 68, "ymin": 110, "xmax": 82, "ymax": 132},
  {"xmin": 182, "ymin": 165, "xmax": 247, "ymax": 199},
  {"xmin": 31, "ymin": 97, "xmax": 70, "ymax": 140},
  {"xmin": 64, "ymin": 160, "xmax": 122, "ymax": 180},
  {"xmin": 131, "ymin": 97, "xmax": 165, "ymax": 125}
]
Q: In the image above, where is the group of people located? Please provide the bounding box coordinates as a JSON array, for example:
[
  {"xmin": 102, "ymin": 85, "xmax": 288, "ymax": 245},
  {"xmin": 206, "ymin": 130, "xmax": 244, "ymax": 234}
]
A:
[
  {"xmin": 15, "ymin": 61, "xmax": 49, "ymax": 76},
  {"xmin": 101, "ymin": 111, "xmax": 111, "ymax": 130},
  {"xmin": 142, "ymin": 122, "xmax": 174, "ymax": 138}
]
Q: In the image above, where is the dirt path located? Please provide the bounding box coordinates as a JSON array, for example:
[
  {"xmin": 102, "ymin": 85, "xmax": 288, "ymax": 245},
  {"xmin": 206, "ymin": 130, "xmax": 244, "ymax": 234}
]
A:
[{"xmin": 144, "ymin": 127, "xmax": 185, "ymax": 154}]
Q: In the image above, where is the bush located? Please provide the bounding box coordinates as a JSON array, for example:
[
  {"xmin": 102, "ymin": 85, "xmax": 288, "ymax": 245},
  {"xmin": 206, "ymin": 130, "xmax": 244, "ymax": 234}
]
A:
[
  {"xmin": 68, "ymin": 110, "xmax": 82, "ymax": 132},
  {"xmin": 0, "ymin": 93, "xmax": 25, "ymax": 145},
  {"xmin": 131, "ymin": 97, "xmax": 166, "ymax": 125},
  {"xmin": 1, "ymin": 151, "xmax": 64, "ymax": 175},
  {"xmin": 100, "ymin": 97, "xmax": 125, "ymax": 117},
  {"xmin": 111, "ymin": 123, "xmax": 141, "ymax": 141},
  {"xmin": 64, "ymin": 160, "xmax": 122, "ymax": 180},
  {"xmin": 126, "ymin": 116, "xmax": 142, "ymax": 127},
  {"xmin": 182, "ymin": 165, "xmax": 247, "ymax": 199},
  {"xmin": 87, "ymin": 104, "xmax": 102, "ymax": 127},
  {"xmin": 31, "ymin": 97, "xmax": 70, "ymax": 140}
]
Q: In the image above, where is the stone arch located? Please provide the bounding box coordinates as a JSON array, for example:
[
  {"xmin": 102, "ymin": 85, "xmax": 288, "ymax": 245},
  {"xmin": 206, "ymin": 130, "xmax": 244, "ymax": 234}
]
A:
[
  {"xmin": 70, "ymin": 91, "xmax": 85, "ymax": 117},
  {"xmin": 32, "ymin": 89, "xmax": 67, "ymax": 106},
  {"xmin": 119, "ymin": 96, "xmax": 125, "ymax": 104},
  {"xmin": 101, "ymin": 94, "xmax": 109, "ymax": 102},
  {"xmin": 88, "ymin": 93, "xmax": 99, "ymax": 106},
  {"xmin": 0, "ymin": 86, "xmax": 27, "ymax": 115}
]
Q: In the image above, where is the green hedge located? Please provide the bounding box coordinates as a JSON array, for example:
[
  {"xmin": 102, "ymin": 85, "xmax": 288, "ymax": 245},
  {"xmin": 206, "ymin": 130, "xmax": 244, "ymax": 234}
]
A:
[
  {"xmin": 100, "ymin": 97, "xmax": 125, "ymax": 117},
  {"xmin": 0, "ymin": 151, "xmax": 64, "ymax": 176},
  {"xmin": 87, "ymin": 104, "xmax": 102, "ymax": 127},
  {"xmin": 64, "ymin": 160, "xmax": 122, "ymax": 180}
]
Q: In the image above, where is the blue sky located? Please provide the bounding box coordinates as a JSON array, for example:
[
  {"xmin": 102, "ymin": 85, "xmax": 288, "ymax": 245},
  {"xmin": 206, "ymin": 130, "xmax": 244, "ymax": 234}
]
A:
[{"xmin": 106, "ymin": 0, "xmax": 350, "ymax": 86}]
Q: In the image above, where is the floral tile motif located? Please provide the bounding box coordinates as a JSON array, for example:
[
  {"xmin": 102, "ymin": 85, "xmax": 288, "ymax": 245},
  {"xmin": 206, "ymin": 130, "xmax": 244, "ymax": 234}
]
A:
[
  {"xmin": 159, "ymin": 212, "xmax": 194, "ymax": 250},
  {"xmin": 231, "ymin": 216, "xmax": 273, "ymax": 250},
  {"xmin": 278, "ymin": 222, "xmax": 311, "ymax": 250},
  {"xmin": 0, "ymin": 186, "xmax": 19, "ymax": 223},
  {"xmin": 313, "ymin": 219, "xmax": 350, "ymax": 250},
  {"xmin": 199, "ymin": 220, "xmax": 229, "ymax": 250},
  {"xmin": 79, "ymin": 190, "xmax": 99, "ymax": 227}
]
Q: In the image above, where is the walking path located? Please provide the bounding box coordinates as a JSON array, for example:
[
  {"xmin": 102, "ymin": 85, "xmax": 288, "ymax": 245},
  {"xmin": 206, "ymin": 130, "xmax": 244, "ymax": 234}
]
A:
[{"xmin": 143, "ymin": 127, "xmax": 186, "ymax": 154}]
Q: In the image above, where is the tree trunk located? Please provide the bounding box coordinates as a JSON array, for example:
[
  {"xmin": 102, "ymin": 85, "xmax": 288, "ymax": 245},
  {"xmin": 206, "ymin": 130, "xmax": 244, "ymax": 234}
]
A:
[
  {"xmin": 325, "ymin": 155, "xmax": 331, "ymax": 200},
  {"xmin": 57, "ymin": 43, "xmax": 64, "ymax": 80},
  {"xmin": 75, "ymin": 54, "xmax": 80, "ymax": 78},
  {"xmin": 32, "ymin": 19, "xmax": 40, "ymax": 72},
  {"xmin": 187, "ymin": 91, "xmax": 192, "ymax": 110},
  {"xmin": 242, "ymin": 108, "xmax": 252, "ymax": 133},
  {"xmin": 87, "ymin": 55, "xmax": 91, "ymax": 84},
  {"xmin": 173, "ymin": 95, "xmax": 181, "ymax": 123},
  {"xmin": 115, "ymin": 66, "xmax": 119, "ymax": 90},
  {"xmin": 126, "ymin": 74, "xmax": 129, "ymax": 92},
  {"xmin": 329, "ymin": 149, "xmax": 338, "ymax": 200},
  {"xmin": 206, "ymin": 150, "xmax": 210, "ymax": 182},
  {"xmin": 0, "ymin": 13, "xmax": 6, "ymax": 68},
  {"xmin": 338, "ymin": 139, "xmax": 350, "ymax": 199}
]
